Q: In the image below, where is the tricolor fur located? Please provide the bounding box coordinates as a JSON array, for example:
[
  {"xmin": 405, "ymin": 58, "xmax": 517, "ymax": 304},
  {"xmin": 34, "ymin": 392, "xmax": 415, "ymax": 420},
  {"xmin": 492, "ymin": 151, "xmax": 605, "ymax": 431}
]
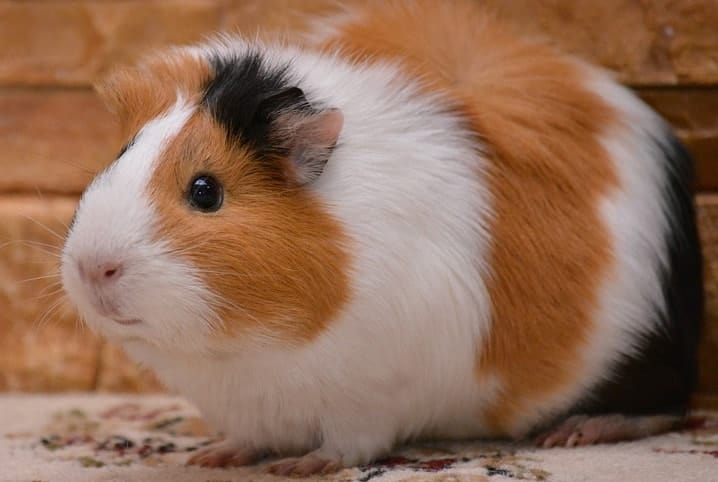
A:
[{"xmin": 61, "ymin": 0, "xmax": 702, "ymax": 469}]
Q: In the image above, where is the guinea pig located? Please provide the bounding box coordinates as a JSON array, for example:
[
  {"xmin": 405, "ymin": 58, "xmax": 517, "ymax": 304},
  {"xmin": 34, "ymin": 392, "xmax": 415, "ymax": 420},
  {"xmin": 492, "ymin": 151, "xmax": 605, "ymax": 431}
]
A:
[{"xmin": 61, "ymin": 0, "xmax": 703, "ymax": 476}]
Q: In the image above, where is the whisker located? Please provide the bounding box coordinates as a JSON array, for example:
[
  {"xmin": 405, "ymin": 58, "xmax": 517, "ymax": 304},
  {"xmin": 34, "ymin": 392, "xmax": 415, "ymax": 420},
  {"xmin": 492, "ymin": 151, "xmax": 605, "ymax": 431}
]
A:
[
  {"xmin": 59, "ymin": 159, "xmax": 97, "ymax": 177},
  {"xmin": 16, "ymin": 272, "xmax": 62, "ymax": 284},
  {"xmin": 0, "ymin": 239, "xmax": 62, "ymax": 252},
  {"xmin": 11, "ymin": 259, "xmax": 63, "ymax": 266},
  {"xmin": 30, "ymin": 286, "xmax": 66, "ymax": 301},
  {"xmin": 21, "ymin": 247, "xmax": 62, "ymax": 259},
  {"xmin": 33, "ymin": 185, "xmax": 71, "ymax": 232},
  {"xmin": 18, "ymin": 239, "xmax": 61, "ymax": 250},
  {"xmin": 20, "ymin": 214, "xmax": 66, "ymax": 242},
  {"xmin": 193, "ymin": 265, "xmax": 277, "ymax": 280},
  {"xmin": 208, "ymin": 294, "xmax": 263, "ymax": 328},
  {"xmin": 34, "ymin": 297, "xmax": 66, "ymax": 331}
]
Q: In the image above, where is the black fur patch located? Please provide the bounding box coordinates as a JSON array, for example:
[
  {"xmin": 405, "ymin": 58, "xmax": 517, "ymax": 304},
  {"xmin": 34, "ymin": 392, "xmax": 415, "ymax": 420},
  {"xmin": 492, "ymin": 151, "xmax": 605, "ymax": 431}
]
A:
[
  {"xmin": 576, "ymin": 128, "xmax": 704, "ymax": 417},
  {"xmin": 201, "ymin": 53, "xmax": 312, "ymax": 157}
]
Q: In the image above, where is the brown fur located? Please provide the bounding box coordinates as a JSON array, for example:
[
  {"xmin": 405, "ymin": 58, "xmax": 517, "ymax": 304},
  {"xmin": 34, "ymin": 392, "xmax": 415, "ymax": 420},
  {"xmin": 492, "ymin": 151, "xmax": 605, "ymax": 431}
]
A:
[
  {"xmin": 95, "ymin": 51, "xmax": 212, "ymax": 142},
  {"xmin": 148, "ymin": 111, "xmax": 350, "ymax": 343},
  {"xmin": 318, "ymin": 0, "xmax": 619, "ymax": 433}
]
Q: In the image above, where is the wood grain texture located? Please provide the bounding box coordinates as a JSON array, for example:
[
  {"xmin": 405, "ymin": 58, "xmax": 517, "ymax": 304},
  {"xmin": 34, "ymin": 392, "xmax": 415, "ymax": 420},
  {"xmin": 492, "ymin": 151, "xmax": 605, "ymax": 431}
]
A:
[
  {"xmin": 223, "ymin": 0, "xmax": 718, "ymax": 87},
  {"xmin": 95, "ymin": 344, "xmax": 163, "ymax": 393},
  {"xmin": 0, "ymin": 89, "xmax": 118, "ymax": 194},
  {"xmin": 221, "ymin": 0, "xmax": 345, "ymax": 35},
  {"xmin": 1, "ymin": 0, "xmax": 716, "ymax": 86},
  {"xmin": 0, "ymin": 195, "xmax": 100, "ymax": 391},
  {"xmin": 697, "ymin": 195, "xmax": 718, "ymax": 395},
  {"xmin": 638, "ymin": 88, "xmax": 718, "ymax": 191},
  {"xmin": 0, "ymin": 0, "xmax": 221, "ymax": 87},
  {"xmin": 490, "ymin": 0, "xmax": 718, "ymax": 86}
]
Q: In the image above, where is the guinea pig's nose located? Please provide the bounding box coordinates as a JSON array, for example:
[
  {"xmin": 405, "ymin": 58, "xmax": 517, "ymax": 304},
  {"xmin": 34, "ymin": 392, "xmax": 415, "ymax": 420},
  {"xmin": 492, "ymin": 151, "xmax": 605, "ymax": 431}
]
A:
[{"xmin": 77, "ymin": 259, "xmax": 124, "ymax": 285}]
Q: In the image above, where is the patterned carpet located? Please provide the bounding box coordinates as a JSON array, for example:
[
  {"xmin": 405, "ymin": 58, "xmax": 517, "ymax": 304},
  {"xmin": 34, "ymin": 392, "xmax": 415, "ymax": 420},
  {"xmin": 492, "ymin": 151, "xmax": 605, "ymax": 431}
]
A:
[{"xmin": 2, "ymin": 394, "xmax": 717, "ymax": 482}]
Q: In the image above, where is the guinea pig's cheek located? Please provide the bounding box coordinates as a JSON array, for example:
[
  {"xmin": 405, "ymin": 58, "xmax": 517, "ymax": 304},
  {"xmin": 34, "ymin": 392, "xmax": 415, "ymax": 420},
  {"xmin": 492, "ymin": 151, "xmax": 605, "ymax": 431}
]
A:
[
  {"xmin": 106, "ymin": 252, "xmax": 215, "ymax": 347},
  {"xmin": 188, "ymin": 203, "xmax": 351, "ymax": 344}
]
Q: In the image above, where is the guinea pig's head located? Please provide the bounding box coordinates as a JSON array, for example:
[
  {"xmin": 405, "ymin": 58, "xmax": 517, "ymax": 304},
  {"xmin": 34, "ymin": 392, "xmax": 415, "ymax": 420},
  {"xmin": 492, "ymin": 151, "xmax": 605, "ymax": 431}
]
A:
[{"xmin": 61, "ymin": 45, "xmax": 349, "ymax": 354}]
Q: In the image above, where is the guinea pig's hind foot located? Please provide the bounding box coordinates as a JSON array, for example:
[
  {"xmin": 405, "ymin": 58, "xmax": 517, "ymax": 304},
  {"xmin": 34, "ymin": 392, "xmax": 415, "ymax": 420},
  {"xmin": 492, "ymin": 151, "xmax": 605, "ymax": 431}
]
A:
[
  {"xmin": 535, "ymin": 413, "xmax": 684, "ymax": 448},
  {"xmin": 186, "ymin": 440, "xmax": 270, "ymax": 468},
  {"xmin": 268, "ymin": 450, "xmax": 342, "ymax": 477}
]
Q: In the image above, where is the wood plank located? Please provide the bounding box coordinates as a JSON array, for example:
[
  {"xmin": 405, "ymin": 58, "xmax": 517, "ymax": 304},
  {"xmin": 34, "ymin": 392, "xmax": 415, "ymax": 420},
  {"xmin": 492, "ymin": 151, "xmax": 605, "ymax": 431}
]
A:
[
  {"xmin": 96, "ymin": 344, "xmax": 163, "ymax": 393},
  {"xmin": 491, "ymin": 0, "xmax": 718, "ymax": 86},
  {"xmin": 0, "ymin": 89, "xmax": 118, "ymax": 194},
  {"xmin": 0, "ymin": 0, "xmax": 221, "ymax": 87},
  {"xmin": 697, "ymin": 195, "xmax": 718, "ymax": 395},
  {"xmin": 222, "ymin": 0, "xmax": 718, "ymax": 86},
  {"xmin": 1, "ymin": 0, "xmax": 716, "ymax": 87},
  {"xmin": 0, "ymin": 195, "xmax": 100, "ymax": 391},
  {"xmin": 638, "ymin": 88, "xmax": 718, "ymax": 191}
]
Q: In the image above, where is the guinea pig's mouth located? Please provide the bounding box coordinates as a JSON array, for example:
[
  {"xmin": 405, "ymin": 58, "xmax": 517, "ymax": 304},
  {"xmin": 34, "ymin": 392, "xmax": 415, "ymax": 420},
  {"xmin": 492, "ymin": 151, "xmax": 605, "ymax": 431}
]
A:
[{"xmin": 113, "ymin": 318, "xmax": 143, "ymax": 326}]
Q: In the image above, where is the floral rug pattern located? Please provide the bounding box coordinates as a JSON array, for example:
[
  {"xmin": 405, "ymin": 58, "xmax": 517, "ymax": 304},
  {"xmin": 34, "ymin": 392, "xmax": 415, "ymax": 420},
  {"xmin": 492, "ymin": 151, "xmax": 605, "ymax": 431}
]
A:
[{"xmin": 1, "ymin": 395, "xmax": 717, "ymax": 482}]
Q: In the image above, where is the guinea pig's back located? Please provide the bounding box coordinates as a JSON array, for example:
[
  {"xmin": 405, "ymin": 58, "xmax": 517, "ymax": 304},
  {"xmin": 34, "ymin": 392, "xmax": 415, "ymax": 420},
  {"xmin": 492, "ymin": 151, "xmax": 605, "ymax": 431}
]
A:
[{"xmin": 313, "ymin": 0, "xmax": 703, "ymax": 436}]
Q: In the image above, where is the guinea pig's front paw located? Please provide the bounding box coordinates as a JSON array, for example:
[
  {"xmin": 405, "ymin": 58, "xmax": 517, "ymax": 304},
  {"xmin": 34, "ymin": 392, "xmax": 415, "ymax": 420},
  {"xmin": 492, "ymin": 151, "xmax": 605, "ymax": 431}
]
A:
[
  {"xmin": 186, "ymin": 440, "xmax": 269, "ymax": 468},
  {"xmin": 268, "ymin": 450, "xmax": 342, "ymax": 477}
]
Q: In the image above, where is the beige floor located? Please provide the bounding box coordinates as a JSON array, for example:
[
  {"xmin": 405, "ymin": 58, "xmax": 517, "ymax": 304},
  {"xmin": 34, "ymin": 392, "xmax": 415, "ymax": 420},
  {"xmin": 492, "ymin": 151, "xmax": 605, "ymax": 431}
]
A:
[{"xmin": 2, "ymin": 394, "xmax": 718, "ymax": 482}]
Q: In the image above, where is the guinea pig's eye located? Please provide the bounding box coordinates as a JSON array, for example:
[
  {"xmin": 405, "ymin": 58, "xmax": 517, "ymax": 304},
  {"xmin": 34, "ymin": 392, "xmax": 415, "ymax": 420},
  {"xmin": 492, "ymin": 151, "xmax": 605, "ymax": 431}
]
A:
[{"xmin": 188, "ymin": 175, "xmax": 223, "ymax": 212}]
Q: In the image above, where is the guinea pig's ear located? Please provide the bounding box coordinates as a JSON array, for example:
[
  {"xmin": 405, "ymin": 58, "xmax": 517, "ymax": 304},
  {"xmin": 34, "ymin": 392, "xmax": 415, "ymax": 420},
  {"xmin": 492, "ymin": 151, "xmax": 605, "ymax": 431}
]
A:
[
  {"xmin": 94, "ymin": 67, "xmax": 137, "ymax": 134},
  {"xmin": 257, "ymin": 88, "xmax": 343, "ymax": 185},
  {"xmin": 273, "ymin": 108, "xmax": 344, "ymax": 185}
]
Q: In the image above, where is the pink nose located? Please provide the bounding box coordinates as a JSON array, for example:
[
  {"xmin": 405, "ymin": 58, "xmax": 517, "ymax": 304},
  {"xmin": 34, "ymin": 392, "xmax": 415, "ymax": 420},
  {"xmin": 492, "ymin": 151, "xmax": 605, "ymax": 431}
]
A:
[{"xmin": 77, "ymin": 260, "xmax": 123, "ymax": 285}]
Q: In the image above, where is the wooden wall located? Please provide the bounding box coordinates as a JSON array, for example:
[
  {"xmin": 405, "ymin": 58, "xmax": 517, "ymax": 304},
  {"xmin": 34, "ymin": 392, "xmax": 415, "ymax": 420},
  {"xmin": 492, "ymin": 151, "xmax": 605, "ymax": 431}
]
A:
[{"xmin": 0, "ymin": 0, "xmax": 716, "ymax": 397}]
